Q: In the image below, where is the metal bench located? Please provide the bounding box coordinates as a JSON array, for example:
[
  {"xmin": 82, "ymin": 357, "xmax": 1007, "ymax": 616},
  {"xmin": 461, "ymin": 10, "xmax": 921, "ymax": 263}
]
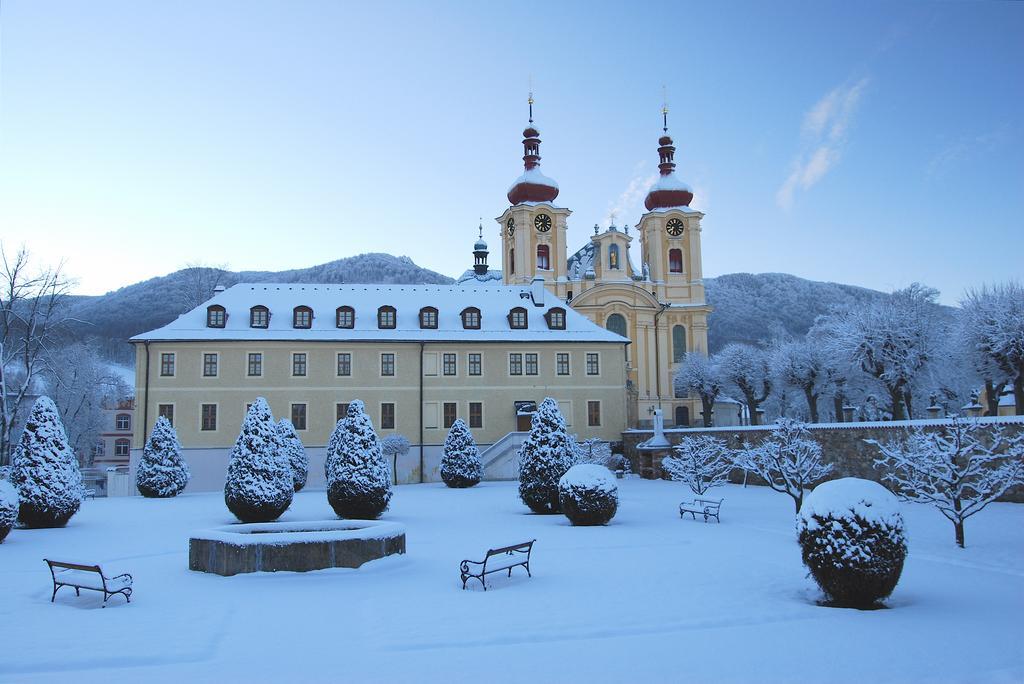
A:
[
  {"xmin": 679, "ymin": 497, "xmax": 723, "ymax": 523},
  {"xmin": 45, "ymin": 559, "xmax": 133, "ymax": 606},
  {"xmin": 460, "ymin": 540, "xmax": 535, "ymax": 590}
]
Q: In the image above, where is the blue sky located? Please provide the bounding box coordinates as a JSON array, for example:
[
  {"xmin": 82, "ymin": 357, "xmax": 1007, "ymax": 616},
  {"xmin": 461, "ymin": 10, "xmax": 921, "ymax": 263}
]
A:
[{"xmin": 0, "ymin": 1, "xmax": 1021, "ymax": 303}]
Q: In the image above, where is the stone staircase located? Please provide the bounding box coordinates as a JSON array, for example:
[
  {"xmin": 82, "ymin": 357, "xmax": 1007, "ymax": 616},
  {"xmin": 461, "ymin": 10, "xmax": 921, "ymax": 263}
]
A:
[{"xmin": 480, "ymin": 431, "xmax": 528, "ymax": 480}]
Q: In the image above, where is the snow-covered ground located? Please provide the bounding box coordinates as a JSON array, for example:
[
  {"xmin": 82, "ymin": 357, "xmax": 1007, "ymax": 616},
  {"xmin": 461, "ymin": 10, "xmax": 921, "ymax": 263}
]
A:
[{"xmin": 2, "ymin": 479, "xmax": 1022, "ymax": 683}]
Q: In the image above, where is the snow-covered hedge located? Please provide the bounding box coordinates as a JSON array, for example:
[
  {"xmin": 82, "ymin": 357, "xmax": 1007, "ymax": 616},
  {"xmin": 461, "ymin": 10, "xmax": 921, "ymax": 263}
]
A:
[
  {"xmin": 558, "ymin": 463, "xmax": 619, "ymax": 526},
  {"xmin": 136, "ymin": 417, "xmax": 190, "ymax": 498},
  {"xmin": 797, "ymin": 478, "xmax": 907, "ymax": 608},
  {"xmin": 11, "ymin": 397, "xmax": 83, "ymax": 528},
  {"xmin": 325, "ymin": 400, "xmax": 392, "ymax": 519},
  {"xmin": 518, "ymin": 398, "xmax": 574, "ymax": 514},
  {"xmin": 440, "ymin": 419, "xmax": 482, "ymax": 488},
  {"xmin": 224, "ymin": 398, "xmax": 294, "ymax": 523},
  {"xmin": 0, "ymin": 479, "xmax": 18, "ymax": 542},
  {"xmin": 276, "ymin": 419, "xmax": 309, "ymax": 492}
]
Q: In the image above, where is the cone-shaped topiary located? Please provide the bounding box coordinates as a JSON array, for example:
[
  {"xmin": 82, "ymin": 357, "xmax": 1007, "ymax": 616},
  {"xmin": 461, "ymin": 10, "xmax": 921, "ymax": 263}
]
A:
[
  {"xmin": 224, "ymin": 398, "xmax": 293, "ymax": 523},
  {"xmin": 325, "ymin": 400, "xmax": 392, "ymax": 519},
  {"xmin": 136, "ymin": 416, "xmax": 190, "ymax": 497},
  {"xmin": 797, "ymin": 478, "xmax": 907, "ymax": 609},
  {"xmin": 518, "ymin": 397, "xmax": 574, "ymax": 514},
  {"xmin": 440, "ymin": 419, "xmax": 482, "ymax": 488},
  {"xmin": 276, "ymin": 419, "xmax": 309, "ymax": 492},
  {"xmin": 0, "ymin": 479, "xmax": 18, "ymax": 542},
  {"xmin": 11, "ymin": 397, "xmax": 82, "ymax": 528},
  {"xmin": 558, "ymin": 463, "xmax": 619, "ymax": 526}
]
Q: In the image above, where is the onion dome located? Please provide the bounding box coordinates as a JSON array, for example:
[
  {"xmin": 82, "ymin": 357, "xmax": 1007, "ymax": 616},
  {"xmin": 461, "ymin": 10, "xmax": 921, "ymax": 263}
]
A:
[
  {"xmin": 473, "ymin": 223, "xmax": 489, "ymax": 275},
  {"xmin": 644, "ymin": 109, "xmax": 694, "ymax": 211},
  {"xmin": 474, "ymin": 236, "xmax": 488, "ymax": 251},
  {"xmin": 507, "ymin": 95, "xmax": 559, "ymax": 205}
]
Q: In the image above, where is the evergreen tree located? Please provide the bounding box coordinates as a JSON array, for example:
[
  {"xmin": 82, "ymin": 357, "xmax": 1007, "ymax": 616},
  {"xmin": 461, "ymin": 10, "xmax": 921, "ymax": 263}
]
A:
[
  {"xmin": 518, "ymin": 397, "xmax": 574, "ymax": 514},
  {"xmin": 0, "ymin": 478, "xmax": 18, "ymax": 542},
  {"xmin": 276, "ymin": 419, "xmax": 309, "ymax": 492},
  {"xmin": 11, "ymin": 396, "xmax": 83, "ymax": 528},
  {"xmin": 440, "ymin": 419, "xmax": 482, "ymax": 488},
  {"xmin": 224, "ymin": 398, "xmax": 293, "ymax": 523},
  {"xmin": 325, "ymin": 400, "xmax": 392, "ymax": 519},
  {"xmin": 136, "ymin": 416, "xmax": 190, "ymax": 497}
]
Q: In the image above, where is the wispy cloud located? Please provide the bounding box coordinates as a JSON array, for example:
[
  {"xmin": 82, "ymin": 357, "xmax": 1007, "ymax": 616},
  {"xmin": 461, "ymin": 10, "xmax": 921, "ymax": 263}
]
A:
[
  {"xmin": 606, "ymin": 163, "xmax": 657, "ymax": 226},
  {"xmin": 926, "ymin": 125, "xmax": 1011, "ymax": 179},
  {"xmin": 777, "ymin": 77, "xmax": 869, "ymax": 210}
]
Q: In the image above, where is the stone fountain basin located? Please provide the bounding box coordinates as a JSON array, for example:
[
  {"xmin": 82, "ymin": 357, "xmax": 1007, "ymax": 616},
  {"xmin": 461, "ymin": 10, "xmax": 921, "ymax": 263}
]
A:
[{"xmin": 189, "ymin": 520, "xmax": 406, "ymax": 576}]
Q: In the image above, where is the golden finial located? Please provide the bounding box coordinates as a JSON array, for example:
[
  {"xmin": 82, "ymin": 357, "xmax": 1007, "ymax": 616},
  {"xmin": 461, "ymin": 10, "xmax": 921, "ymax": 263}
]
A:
[
  {"xmin": 662, "ymin": 84, "xmax": 669, "ymax": 132},
  {"xmin": 528, "ymin": 75, "xmax": 535, "ymax": 123}
]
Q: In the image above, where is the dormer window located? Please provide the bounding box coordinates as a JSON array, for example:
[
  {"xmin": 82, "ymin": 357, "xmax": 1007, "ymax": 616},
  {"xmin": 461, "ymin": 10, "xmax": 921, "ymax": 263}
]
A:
[
  {"xmin": 378, "ymin": 306, "xmax": 396, "ymax": 329},
  {"xmin": 461, "ymin": 307, "xmax": 481, "ymax": 330},
  {"xmin": 419, "ymin": 306, "xmax": 438, "ymax": 329},
  {"xmin": 336, "ymin": 306, "xmax": 354, "ymax": 329},
  {"xmin": 508, "ymin": 307, "xmax": 528, "ymax": 330},
  {"xmin": 293, "ymin": 306, "xmax": 313, "ymax": 329},
  {"xmin": 206, "ymin": 305, "xmax": 226, "ymax": 328},
  {"xmin": 545, "ymin": 307, "xmax": 566, "ymax": 330},
  {"xmin": 250, "ymin": 305, "xmax": 269, "ymax": 328}
]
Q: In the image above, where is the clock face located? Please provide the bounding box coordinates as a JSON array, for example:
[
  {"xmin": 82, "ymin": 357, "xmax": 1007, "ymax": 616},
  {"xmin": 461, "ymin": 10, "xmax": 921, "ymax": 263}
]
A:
[
  {"xmin": 666, "ymin": 218, "xmax": 685, "ymax": 236},
  {"xmin": 506, "ymin": 217, "xmax": 515, "ymax": 237},
  {"xmin": 534, "ymin": 213, "xmax": 552, "ymax": 232}
]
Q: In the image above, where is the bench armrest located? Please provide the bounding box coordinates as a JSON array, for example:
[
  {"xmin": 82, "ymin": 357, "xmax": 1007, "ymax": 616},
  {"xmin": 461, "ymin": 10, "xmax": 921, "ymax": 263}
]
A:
[{"xmin": 460, "ymin": 559, "xmax": 484, "ymax": 574}]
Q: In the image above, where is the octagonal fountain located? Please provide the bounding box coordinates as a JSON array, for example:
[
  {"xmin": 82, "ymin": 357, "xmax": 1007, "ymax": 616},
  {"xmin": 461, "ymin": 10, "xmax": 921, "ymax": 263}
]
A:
[{"xmin": 189, "ymin": 520, "xmax": 406, "ymax": 576}]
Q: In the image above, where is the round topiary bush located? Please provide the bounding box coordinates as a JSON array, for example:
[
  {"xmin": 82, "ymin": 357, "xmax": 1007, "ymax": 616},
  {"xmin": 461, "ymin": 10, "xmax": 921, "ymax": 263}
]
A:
[
  {"xmin": 11, "ymin": 397, "xmax": 83, "ymax": 528},
  {"xmin": 0, "ymin": 479, "xmax": 19, "ymax": 543},
  {"xmin": 224, "ymin": 398, "xmax": 294, "ymax": 523},
  {"xmin": 558, "ymin": 464, "xmax": 619, "ymax": 526},
  {"xmin": 136, "ymin": 417, "xmax": 190, "ymax": 498},
  {"xmin": 797, "ymin": 478, "xmax": 907, "ymax": 609},
  {"xmin": 440, "ymin": 419, "xmax": 482, "ymax": 488}
]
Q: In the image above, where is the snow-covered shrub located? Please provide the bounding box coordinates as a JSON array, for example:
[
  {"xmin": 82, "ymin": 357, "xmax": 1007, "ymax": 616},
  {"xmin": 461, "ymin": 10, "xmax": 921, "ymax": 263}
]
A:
[
  {"xmin": 0, "ymin": 479, "xmax": 18, "ymax": 542},
  {"xmin": 224, "ymin": 398, "xmax": 293, "ymax": 523},
  {"xmin": 737, "ymin": 418, "xmax": 833, "ymax": 513},
  {"xmin": 662, "ymin": 436, "xmax": 735, "ymax": 496},
  {"xmin": 440, "ymin": 419, "xmax": 481, "ymax": 488},
  {"xmin": 325, "ymin": 400, "xmax": 392, "ymax": 519},
  {"xmin": 569, "ymin": 435, "xmax": 614, "ymax": 468},
  {"xmin": 276, "ymin": 419, "xmax": 309, "ymax": 492},
  {"xmin": 136, "ymin": 417, "xmax": 190, "ymax": 498},
  {"xmin": 518, "ymin": 398, "xmax": 574, "ymax": 514},
  {"xmin": 11, "ymin": 397, "xmax": 83, "ymax": 528},
  {"xmin": 558, "ymin": 463, "xmax": 619, "ymax": 526},
  {"xmin": 797, "ymin": 478, "xmax": 907, "ymax": 609}
]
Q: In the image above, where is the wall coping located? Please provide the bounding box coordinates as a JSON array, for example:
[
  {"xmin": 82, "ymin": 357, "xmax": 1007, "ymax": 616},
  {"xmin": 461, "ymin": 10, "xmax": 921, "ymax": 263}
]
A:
[{"xmin": 624, "ymin": 415, "xmax": 1024, "ymax": 436}]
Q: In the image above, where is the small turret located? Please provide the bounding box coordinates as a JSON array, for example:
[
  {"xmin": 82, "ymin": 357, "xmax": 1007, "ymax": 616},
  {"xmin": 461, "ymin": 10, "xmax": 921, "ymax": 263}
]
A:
[{"xmin": 472, "ymin": 223, "xmax": 489, "ymax": 275}]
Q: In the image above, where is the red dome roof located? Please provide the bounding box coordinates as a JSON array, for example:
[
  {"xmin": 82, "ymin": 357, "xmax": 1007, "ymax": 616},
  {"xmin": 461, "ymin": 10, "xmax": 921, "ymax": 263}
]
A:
[
  {"xmin": 644, "ymin": 131, "xmax": 693, "ymax": 210},
  {"xmin": 508, "ymin": 123, "xmax": 559, "ymax": 205}
]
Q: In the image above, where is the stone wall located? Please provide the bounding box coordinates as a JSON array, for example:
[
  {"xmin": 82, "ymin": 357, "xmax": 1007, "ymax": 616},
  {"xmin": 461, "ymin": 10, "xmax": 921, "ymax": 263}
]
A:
[{"xmin": 623, "ymin": 417, "xmax": 1024, "ymax": 503}]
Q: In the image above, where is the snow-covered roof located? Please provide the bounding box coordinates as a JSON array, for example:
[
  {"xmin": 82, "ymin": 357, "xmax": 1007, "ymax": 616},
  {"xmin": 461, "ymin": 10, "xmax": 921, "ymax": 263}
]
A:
[
  {"xmin": 456, "ymin": 269, "xmax": 503, "ymax": 285},
  {"xmin": 643, "ymin": 205, "xmax": 702, "ymax": 216},
  {"xmin": 132, "ymin": 283, "xmax": 629, "ymax": 344},
  {"xmin": 507, "ymin": 167, "xmax": 559, "ymax": 193},
  {"xmin": 650, "ymin": 173, "xmax": 692, "ymax": 194},
  {"xmin": 567, "ymin": 242, "xmax": 596, "ymax": 281}
]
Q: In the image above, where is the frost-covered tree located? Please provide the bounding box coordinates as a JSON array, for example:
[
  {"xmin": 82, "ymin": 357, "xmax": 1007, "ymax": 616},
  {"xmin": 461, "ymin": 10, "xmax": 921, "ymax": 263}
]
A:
[
  {"xmin": 380, "ymin": 434, "xmax": 411, "ymax": 483},
  {"xmin": 224, "ymin": 398, "xmax": 293, "ymax": 523},
  {"xmin": 518, "ymin": 397, "xmax": 574, "ymax": 514},
  {"xmin": 325, "ymin": 400, "xmax": 392, "ymax": 519},
  {"xmin": 737, "ymin": 418, "xmax": 833, "ymax": 513},
  {"xmin": 674, "ymin": 354, "xmax": 722, "ymax": 427},
  {"xmin": 662, "ymin": 435, "xmax": 735, "ymax": 496},
  {"xmin": 772, "ymin": 338, "xmax": 825, "ymax": 423},
  {"xmin": 440, "ymin": 419, "xmax": 482, "ymax": 488},
  {"xmin": 275, "ymin": 419, "xmax": 308, "ymax": 492},
  {"xmin": 568, "ymin": 435, "xmax": 614, "ymax": 468},
  {"xmin": 10, "ymin": 396, "xmax": 82, "ymax": 528},
  {"xmin": 960, "ymin": 282, "xmax": 1024, "ymax": 415},
  {"xmin": 136, "ymin": 416, "xmax": 190, "ymax": 498},
  {"xmin": 0, "ymin": 478, "xmax": 18, "ymax": 542},
  {"xmin": 868, "ymin": 419, "xmax": 1024, "ymax": 548},
  {"xmin": 718, "ymin": 343, "xmax": 772, "ymax": 425}
]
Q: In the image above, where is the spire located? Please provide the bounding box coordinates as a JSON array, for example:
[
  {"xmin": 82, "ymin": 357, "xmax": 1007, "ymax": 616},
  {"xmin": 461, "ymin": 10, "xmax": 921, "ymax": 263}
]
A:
[
  {"xmin": 473, "ymin": 220, "xmax": 489, "ymax": 275},
  {"xmin": 644, "ymin": 96, "xmax": 694, "ymax": 211},
  {"xmin": 507, "ymin": 89, "xmax": 559, "ymax": 205}
]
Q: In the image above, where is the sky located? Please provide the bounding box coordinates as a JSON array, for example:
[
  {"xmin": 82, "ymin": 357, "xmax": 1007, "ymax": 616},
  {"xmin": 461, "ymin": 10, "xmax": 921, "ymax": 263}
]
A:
[{"xmin": 0, "ymin": 1, "xmax": 1021, "ymax": 303}]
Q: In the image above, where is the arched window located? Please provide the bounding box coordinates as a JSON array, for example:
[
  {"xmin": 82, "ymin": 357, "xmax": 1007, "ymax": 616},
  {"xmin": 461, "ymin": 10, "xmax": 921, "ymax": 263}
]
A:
[
  {"xmin": 249, "ymin": 305, "xmax": 269, "ymax": 328},
  {"xmin": 115, "ymin": 413, "xmax": 131, "ymax": 431},
  {"xmin": 672, "ymin": 325, "xmax": 687, "ymax": 362},
  {"xmin": 536, "ymin": 244, "xmax": 550, "ymax": 270},
  {"xmin": 461, "ymin": 307, "xmax": 481, "ymax": 330},
  {"xmin": 293, "ymin": 306, "xmax": 313, "ymax": 329},
  {"xmin": 507, "ymin": 307, "xmax": 528, "ymax": 330},
  {"xmin": 206, "ymin": 305, "xmax": 226, "ymax": 328},
  {"xmin": 509, "ymin": 249, "xmax": 515, "ymax": 275},
  {"xmin": 606, "ymin": 313, "xmax": 627, "ymax": 338},
  {"xmin": 544, "ymin": 307, "xmax": 566, "ymax": 330},
  {"xmin": 609, "ymin": 244, "xmax": 620, "ymax": 270},
  {"xmin": 114, "ymin": 438, "xmax": 131, "ymax": 459},
  {"xmin": 377, "ymin": 305, "xmax": 396, "ymax": 329},
  {"xmin": 419, "ymin": 306, "xmax": 438, "ymax": 329},
  {"xmin": 336, "ymin": 306, "xmax": 354, "ymax": 329},
  {"xmin": 669, "ymin": 248, "xmax": 683, "ymax": 273}
]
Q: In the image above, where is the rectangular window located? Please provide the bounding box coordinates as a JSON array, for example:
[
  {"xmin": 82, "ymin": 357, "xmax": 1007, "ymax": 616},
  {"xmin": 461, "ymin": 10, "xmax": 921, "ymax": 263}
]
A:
[
  {"xmin": 443, "ymin": 402, "xmax": 457, "ymax": 429},
  {"xmin": 247, "ymin": 352, "xmax": 263, "ymax": 377},
  {"xmin": 588, "ymin": 401, "xmax": 601, "ymax": 427},
  {"xmin": 468, "ymin": 353, "xmax": 482, "ymax": 376},
  {"xmin": 291, "ymin": 403, "xmax": 307, "ymax": 431},
  {"xmin": 378, "ymin": 308, "xmax": 396, "ymax": 329},
  {"xmin": 158, "ymin": 404, "xmax": 174, "ymax": 427},
  {"xmin": 337, "ymin": 352, "xmax": 352, "ymax": 377},
  {"xmin": 203, "ymin": 353, "xmax": 218, "ymax": 377},
  {"xmin": 510, "ymin": 309, "xmax": 527, "ymax": 329},
  {"xmin": 160, "ymin": 352, "xmax": 175, "ymax": 377},
  {"xmin": 294, "ymin": 308, "xmax": 312, "ymax": 328},
  {"xmin": 336, "ymin": 402, "xmax": 350, "ymax": 422},
  {"xmin": 421, "ymin": 309, "xmax": 438, "ymax": 329},
  {"xmin": 114, "ymin": 439, "xmax": 131, "ymax": 458},
  {"xmin": 201, "ymin": 404, "xmax": 217, "ymax": 431},
  {"xmin": 469, "ymin": 402, "xmax": 483, "ymax": 429},
  {"xmin": 250, "ymin": 307, "xmax": 268, "ymax": 328},
  {"xmin": 442, "ymin": 353, "xmax": 457, "ymax": 376},
  {"xmin": 586, "ymin": 352, "xmax": 600, "ymax": 376},
  {"xmin": 115, "ymin": 414, "xmax": 131, "ymax": 431},
  {"xmin": 509, "ymin": 353, "xmax": 523, "ymax": 376},
  {"xmin": 292, "ymin": 352, "xmax": 307, "ymax": 377},
  {"xmin": 381, "ymin": 402, "xmax": 395, "ymax": 429},
  {"xmin": 556, "ymin": 352, "xmax": 570, "ymax": 376},
  {"xmin": 381, "ymin": 353, "xmax": 395, "ymax": 376},
  {"xmin": 525, "ymin": 353, "xmax": 538, "ymax": 376},
  {"xmin": 336, "ymin": 308, "xmax": 354, "ymax": 328}
]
